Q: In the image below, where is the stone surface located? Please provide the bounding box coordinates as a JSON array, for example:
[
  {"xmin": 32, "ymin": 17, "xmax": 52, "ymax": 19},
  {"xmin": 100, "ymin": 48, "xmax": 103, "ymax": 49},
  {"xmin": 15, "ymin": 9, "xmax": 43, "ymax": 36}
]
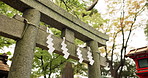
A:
[
  {"xmin": 1, "ymin": 0, "xmax": 108, "ymax": 46},
  {"xmin": 8, "ymin": 9, "xmax": 40, "ymax": 78}
]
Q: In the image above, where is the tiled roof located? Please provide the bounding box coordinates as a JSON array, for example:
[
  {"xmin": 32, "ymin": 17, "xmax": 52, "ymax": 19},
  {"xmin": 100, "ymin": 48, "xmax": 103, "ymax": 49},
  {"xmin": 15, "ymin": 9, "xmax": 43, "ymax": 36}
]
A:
[
  {"xmin": 0, "ymin": 61, "xmax": 9, "ymax": 71},
  {"xmin": 126, "ymin": 46, "xmax": 148, "ymax": 57}
]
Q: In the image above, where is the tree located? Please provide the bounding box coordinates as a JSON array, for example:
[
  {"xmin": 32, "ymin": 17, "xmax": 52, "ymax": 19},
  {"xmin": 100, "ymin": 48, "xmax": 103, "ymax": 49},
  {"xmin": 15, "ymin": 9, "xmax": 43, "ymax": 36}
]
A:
[
  {"xmin": 144, "ymin": 2, "xmax": 148, "ymax": 39},
  {"xmin": 31, "ymin": 47, "xmax": 89, "ymax": 78},
  {"xmin": 145, "ymin": 22, "xmax": 148, "ymax": 40},
  {"xmin": 31, "ymin": 48, "xmax": 68, "ymax": 78},
  {"xmin": 98, "ymin": 0, "xmax": 147, "ymax": 78},
  {"xmin": 0, "ymin": 1, "xmax": 94, "ymax": 77},
  {"xmin": 31, "ymin": 0, "xmax": 106, "ymax": 77},
  {"xmin": 2, "ymin": 0, "xmax": 146, "ymax": 77}
]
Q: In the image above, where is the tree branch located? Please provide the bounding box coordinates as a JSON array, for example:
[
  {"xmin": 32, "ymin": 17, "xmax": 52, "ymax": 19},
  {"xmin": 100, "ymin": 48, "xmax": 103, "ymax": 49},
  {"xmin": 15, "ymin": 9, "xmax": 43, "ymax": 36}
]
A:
[
  {"xmin": 110, "ymin": 32, "xmax": 118, "ymax": 70},
  {"xmin": 118, "ymin": 1, "xmax": 145, "ymax": 77},
  {"xmin": 86, "ymin": 0, "xmax": 98, "ymax": 11},
  {"xmin": 40, "ymin": 55, "xmax": 47, "ymax": 78},
  {"xmin": 51, "ymin": 59, "xmax": 68, "ymax": 71},
  {"xmin": 82, "ymin": 0, "xmax": 99, "ymax": 17}
]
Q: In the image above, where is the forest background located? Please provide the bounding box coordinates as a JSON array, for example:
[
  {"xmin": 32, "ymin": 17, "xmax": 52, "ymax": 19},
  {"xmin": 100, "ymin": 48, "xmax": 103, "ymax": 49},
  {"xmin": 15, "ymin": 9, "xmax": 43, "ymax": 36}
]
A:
[{"xmin": 0, "ymin": 0, "xmax": 148, "ymax": 78}]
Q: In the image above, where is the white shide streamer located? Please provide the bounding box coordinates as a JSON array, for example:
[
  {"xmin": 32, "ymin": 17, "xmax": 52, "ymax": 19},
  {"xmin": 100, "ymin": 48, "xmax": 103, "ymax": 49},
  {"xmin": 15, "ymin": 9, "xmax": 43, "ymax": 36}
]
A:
[
  {"xmin": 76, "ymin": 46, "xmax": 83, "ymax": 63},
  {"xmin": 46, "ymin": 34, "xmax": 55, "ymax": 55},
  {"xmin": 61, "ymin": 37, "xmax": 70, "ymax": 59},
  {"xmin": 46, "ymin": 27, "xmax": 55, "ymax": 55},
  {"xmin": 46, "ymin": 27, "xmax": 53, "ymax": 34},
  {"xmin": 87, "ymin": 47, "xmax": 94, "ymax": 65}
]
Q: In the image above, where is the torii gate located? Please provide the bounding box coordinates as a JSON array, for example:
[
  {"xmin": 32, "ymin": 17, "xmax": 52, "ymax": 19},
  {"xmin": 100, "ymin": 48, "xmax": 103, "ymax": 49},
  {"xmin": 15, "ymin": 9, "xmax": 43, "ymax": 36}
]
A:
[{"xmin": 0, "ymin": 0, "xmax": 109, "ymax": 78}]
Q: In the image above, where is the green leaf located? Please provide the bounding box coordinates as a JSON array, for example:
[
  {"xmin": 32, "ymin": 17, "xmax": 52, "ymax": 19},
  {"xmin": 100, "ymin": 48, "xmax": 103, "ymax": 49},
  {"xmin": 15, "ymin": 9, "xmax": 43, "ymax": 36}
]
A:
[{"xmin": 6, "ymin": 51, "xmax": 11, "ymax": 55}]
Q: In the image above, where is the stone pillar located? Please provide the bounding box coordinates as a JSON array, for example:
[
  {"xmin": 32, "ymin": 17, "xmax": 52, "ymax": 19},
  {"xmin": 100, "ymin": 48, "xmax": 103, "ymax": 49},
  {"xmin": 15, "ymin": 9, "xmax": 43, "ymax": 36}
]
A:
[
  {"xmin": 88, "ymin": 41, "xmax": 101, "ymax": 78},
  {"xmin": 62, "ymin": 62, "xmax": 74, "ymax": 78},
  {"xmin": 8, "ymin": 9, "xmax": 40, "ymax": 78},
  {"xmin": 61, "ymin": 28, "xmax": 75, "ymax": 58}
]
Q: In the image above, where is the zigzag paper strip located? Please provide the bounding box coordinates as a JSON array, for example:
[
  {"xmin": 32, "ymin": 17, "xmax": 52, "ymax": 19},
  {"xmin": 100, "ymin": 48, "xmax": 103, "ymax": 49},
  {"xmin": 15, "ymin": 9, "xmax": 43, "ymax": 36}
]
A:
[
  {"xmin": 76, "ymin": 47, "xmax": 83, "ymax": 63},
  {"xmin": 46, "ymin": 34, "xmax": 55, "ymax": 55},
  {"xmin": 61, "ymin": 37, "xmax": 70, "ymax": 59},
  {"xmin": 87, "ymin": 47, "xmax": 94, "ymax": 65},
  {"xmin": 46, "ymin": 27, "xmax": 53, "ymax": 34}
]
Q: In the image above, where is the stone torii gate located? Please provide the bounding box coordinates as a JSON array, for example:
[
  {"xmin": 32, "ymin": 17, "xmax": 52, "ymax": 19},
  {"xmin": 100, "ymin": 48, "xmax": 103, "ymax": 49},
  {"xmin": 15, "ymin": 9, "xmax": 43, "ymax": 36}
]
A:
[{"xmin": 0, "ymin": 0, "xmax": 109, "ymax": 78}]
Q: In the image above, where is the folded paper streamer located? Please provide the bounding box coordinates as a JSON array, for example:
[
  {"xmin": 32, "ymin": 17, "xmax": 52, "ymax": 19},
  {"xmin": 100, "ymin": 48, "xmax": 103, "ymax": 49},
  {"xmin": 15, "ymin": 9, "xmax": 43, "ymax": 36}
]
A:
[
  {"xmin": 87, "ymin": 47, "xmax": 94, "ymax": 65},
  {"xmin": 46, "ymin": 27, "xmax": 55, "ymax": 55},
  {"xmin": 77, "ymin": 46, "xmax": 83, "ymax": 63},
  {"xmin": 46, "ymin": 34, "xmax": 55, "ymax": 55},
  {"xmin": 46, "ymin": 27, "xmax": 53, "ymax": 34},
  {"xmin": 61, "ymin": 37, "xmax": 70, "ymax": 59}
]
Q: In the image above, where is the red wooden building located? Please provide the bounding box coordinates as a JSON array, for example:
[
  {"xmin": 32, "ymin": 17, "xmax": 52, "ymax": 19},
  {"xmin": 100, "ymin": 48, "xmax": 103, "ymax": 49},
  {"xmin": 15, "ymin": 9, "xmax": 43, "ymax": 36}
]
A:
[
  {"xmin": 126, "ymin": 46, "xmax": 148, "ymax": 78},
  {"xmin": 0, "ymin": 53, "xmax": 9, "ymax": 78}
]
